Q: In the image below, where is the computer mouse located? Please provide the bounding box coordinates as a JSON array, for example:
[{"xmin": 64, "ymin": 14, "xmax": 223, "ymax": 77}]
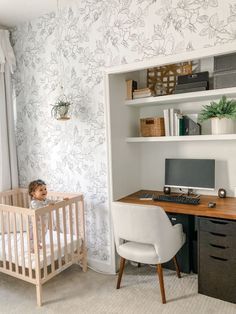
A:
[{"xmin": 208, "ymin": 202, "xmax": 216, "ymax": 208}]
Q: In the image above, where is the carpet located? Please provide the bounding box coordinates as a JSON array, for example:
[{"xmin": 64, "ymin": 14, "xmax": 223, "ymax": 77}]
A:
[{"xmin": 0, "ymin": 263, "xmax": 236, "ymax": 313}]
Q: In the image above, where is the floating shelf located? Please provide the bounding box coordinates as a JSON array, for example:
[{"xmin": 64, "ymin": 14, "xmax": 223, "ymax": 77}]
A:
[
  {"xmin": 126, "ymin": 134, "xmax": 236, "ymax": 143},
  {"xmin": 125, "ymin": 87, "xmax": 236, "ymax": 108}
]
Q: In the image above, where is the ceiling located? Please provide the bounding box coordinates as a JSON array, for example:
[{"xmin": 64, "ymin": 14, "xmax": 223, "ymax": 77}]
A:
[{"xmin": 0, "ymin": 0, "xmax": 58, "ymax": 28}]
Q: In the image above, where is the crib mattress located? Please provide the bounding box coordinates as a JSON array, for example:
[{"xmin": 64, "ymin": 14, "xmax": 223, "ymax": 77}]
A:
[{"xmin": 0, "ymin": 231, "xmax": 79, "ymax": 270}]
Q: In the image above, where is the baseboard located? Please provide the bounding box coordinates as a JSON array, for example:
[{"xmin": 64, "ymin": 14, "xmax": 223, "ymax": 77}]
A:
[{"xmin": 87, "ymin": 258, "xmax": 116, "ymax": 275}]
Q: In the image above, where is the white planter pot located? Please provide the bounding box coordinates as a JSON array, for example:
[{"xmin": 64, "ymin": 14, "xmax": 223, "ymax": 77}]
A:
[{"xmin": 211, "ymin": 117, "xmax": 235, "ymax": 135}]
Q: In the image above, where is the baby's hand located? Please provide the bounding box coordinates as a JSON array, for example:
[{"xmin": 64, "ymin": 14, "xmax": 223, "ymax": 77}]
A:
[{"xmin": 63, "ymin": 197, "xmax": 69, "ymax": 201}]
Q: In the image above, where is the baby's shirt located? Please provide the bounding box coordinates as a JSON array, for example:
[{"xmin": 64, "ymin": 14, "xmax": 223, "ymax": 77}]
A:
[{"xmin": 30, "ymin": 198, "xmax": 52, "ymax": 210}]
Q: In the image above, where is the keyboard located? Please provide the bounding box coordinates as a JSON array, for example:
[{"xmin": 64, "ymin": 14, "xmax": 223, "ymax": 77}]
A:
[{"xmin": 153, "ymin": 194, "xmax": 200, "ymax": 205}]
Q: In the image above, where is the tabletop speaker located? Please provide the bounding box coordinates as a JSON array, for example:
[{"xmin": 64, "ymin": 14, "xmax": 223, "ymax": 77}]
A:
[
  {"xmin": 218, "ymin": 188, "xmax": 226, "ymax": 198},
  {"xmin": 163, "ymin": 186, "xmax": 171, "ymax": 194}
]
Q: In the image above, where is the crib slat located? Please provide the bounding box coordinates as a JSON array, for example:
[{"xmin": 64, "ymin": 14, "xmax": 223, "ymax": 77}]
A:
[
  {"xmin": 32, "ymin": 213, "xmax": 42, "ymax": 304},
  {"xmin": 69, "ymin": 203, "xmax": 73, "ymax": 257},
  {"xmin": 48, "ymin": 212, "xmax": 55, "ymax": 272},
  {"xmin": 62, "ymin": 206, "xmax": 68, "ymax": 263},
  {"xmin": 20, "ymin": 214, "xmax": 26, "ymax": 276},
  {"xmin": 40, "ymin": 216, "xmax": 47, "ymax": 278},
  {"xmin": 13, "ymin": 213, "xmax": 19, "ymax": 274},
  {"xmin": 55, "ymin": 208, "xmax": 62, "ymax": 268},
  {"xmin": 26, "ymin": 216, "xmax": 32, "ymax": 278},
  {"xmin": 7, "ymin": 212, "xmax": 12, "ymax": 271},
  {"xmin": 19, "ymin": 192, "xmax": 23, "ymax": 207},
  {"xmin": 12, "ymin": 193, "xmax": 17, "ymax": 206},
  {"xmin": 75, "ymin": 201, "xmax": 80, "ymax": 255},
  {"xmin": 1, "ymin": 211, "xmax": 6, "ymax": 269},
  {"xmin": 22, "ymin": 192, "xmax": 28, "ymax": 208}
]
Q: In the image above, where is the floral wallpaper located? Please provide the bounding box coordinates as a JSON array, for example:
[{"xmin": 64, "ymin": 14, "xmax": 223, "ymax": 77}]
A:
[{"xmin": 12, "ymin": 0, "xmax": 236, "ymax": 270}]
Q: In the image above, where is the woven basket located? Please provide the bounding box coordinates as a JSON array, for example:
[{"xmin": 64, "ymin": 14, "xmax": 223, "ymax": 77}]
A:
[{"xmin": 140, "ymin": 117, "xmax": 165, "ymax": 137}]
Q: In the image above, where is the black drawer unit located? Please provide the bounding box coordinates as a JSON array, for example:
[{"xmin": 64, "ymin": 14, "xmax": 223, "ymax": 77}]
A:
[
  {"xmin": 163, "ymin": 213, "xmax": 196, "ymax": 274},
  {"xmin": 198, "ymin": 217, "xmax": 236, "ymax": 303}
]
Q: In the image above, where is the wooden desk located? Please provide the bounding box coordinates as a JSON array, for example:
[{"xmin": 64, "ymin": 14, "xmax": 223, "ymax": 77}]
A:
[
  {"xmin": 118, "ymin": 190, "xmax": 236, "ymax": 303},
  {"xmin": 118, "ymin": 190, "xmax": 236, "ymax": 220}
]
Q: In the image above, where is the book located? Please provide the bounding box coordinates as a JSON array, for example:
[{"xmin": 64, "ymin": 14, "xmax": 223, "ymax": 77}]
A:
[
  {"xmin": 174, "ymin": 113, "xmax": 183, "ymax": 136},
  {"xmin": 126, "ymin": 79, "xmax": 137, "ymax": 100},
  {"xmin": 134, "ymin": 87, "xmax": 151, "ymax": 92},
  {"xmin": 173, "ymin": 86, "xmax": 207, "ymax": 94},
  {"xmin": 170, "ymin": 108, "xmax": 181, "ymax": 136},
  {"xmin": 133, "ymin": 92, "xmax": 154, "ymax": 99},
  {"xmin": 179, "ymin": 117, "xmax": 185, "ymax": 136},
  {"xmin": 163, "ymin": 109, "xmax": 170, "ymax": 136},
  {"xmin": 175, "ymin": 81, "xmax": 209, "ymax": 90}
]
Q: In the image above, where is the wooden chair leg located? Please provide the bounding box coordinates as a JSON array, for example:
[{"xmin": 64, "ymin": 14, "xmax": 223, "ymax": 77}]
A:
[
  {"xmin": 173, "ymin": 255, "xmax": 181, "ymax": 278},
  {"xmin": 157, "ymin": 264, "xmax": 166, "ymax": 304},
  {"xmin": 116, "ymin": 257, "xmax": 126, "ymax": 289}
]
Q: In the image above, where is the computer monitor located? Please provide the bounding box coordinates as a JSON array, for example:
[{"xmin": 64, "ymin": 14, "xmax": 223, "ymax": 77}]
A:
[{"xmin": 165, "ymin": 158, "xmax": 215, "ymax": 191}]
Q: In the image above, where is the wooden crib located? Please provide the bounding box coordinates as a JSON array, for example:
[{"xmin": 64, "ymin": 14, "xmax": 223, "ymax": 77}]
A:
[{"xmin": 0, "ymin": 188, "xmax": 87, "ymax": 306}]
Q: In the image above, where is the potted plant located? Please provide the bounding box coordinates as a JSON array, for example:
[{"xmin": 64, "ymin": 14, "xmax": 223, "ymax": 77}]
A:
[
  {"xmin": 51, "ymin": 100, "xmax": 71, "ymax": 120},
  {"xmin": 199, "ymin": 95, "xmax": 236, "ymax": 134}
]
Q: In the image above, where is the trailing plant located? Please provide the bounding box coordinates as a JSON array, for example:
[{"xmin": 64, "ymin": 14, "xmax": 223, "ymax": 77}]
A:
[
  {"xmin": 51, "ymin": 100, "xmax": 71, "ymax": 119},
  {"xmin": 199, "ymin": 95, "xmax": 236, "ymax": 122}
]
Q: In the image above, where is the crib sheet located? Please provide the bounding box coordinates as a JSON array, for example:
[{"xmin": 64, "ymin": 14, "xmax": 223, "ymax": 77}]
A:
[{"xmin": 0, "ymin": 231, "xmax": 79, "ymax": 269}]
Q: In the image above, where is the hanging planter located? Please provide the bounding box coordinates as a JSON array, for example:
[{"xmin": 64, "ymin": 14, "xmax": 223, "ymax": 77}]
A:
[
  {"xmin": 51, "ymin": 1, "xmax": 72, "ymax": 121},
  {"xmin": 51, "ymin": 95, "xmax": 72, "ymax": 120}
]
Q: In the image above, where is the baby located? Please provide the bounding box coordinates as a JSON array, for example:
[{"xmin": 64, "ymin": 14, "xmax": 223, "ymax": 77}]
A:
[{"xmin": 28, "ymin": 179, "xmax": 54, "ymax": 252}]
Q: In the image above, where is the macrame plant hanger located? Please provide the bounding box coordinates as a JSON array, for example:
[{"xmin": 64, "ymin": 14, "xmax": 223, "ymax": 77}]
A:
[{"xmin": 51, "ymin": 0, "xmax": 71, "ymax": 120}]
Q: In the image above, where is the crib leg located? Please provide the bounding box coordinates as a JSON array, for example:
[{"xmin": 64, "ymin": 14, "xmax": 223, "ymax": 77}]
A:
[
  {"xmin": 81, "ymin": 242, "xmax": 88, "ymax": 272},
  {"xmin": 36, "ymin": 284, "xmax": 42, "ymax": 306},
  {"xmin": 82, "ymin": 246, "xmax": 88, "ymax": 272}
]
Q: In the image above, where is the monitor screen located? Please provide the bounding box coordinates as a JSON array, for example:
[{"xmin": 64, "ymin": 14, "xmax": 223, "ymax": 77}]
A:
[{"xmin": 165, "ymin": 158, "xmax": 215, "ymax": 190}]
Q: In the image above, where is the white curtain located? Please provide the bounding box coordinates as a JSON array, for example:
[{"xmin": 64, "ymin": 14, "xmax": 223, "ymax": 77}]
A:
[{"xmin": 0, "ymin": 29, "xmax": 18, "ymax": 191}]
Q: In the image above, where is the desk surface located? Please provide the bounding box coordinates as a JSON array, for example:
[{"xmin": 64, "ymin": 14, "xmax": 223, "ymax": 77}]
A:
[{"xmin": 118, "ymin": 190, "xmax": 236, "ymax": 220}]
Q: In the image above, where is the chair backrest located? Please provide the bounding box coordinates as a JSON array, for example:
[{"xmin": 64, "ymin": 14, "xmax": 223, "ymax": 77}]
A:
[{"xmin": 111, "ymin": 202, "xmax": 173, "ymax": 248}]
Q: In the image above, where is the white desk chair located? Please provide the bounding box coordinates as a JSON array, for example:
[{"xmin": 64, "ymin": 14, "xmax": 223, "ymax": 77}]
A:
[{"xmin": 111, "ymin": 202, "xmax": 186, "ymax": 304}]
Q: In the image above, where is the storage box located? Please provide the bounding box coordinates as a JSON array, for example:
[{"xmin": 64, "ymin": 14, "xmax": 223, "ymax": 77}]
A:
[
  {"xmin": 214, "ymin": 53, "xmax": 236, "ymax": 72},
  {"xmin": 140, "ymin": 117, "xmax": 165, "ymax": 137},
  {"xmin": 177, "ymin": 71, "xmax": 209, "ymax": 85},
  {"xmin": 213, "ymin": 70, "xmax": 236, "ymax": 89}
]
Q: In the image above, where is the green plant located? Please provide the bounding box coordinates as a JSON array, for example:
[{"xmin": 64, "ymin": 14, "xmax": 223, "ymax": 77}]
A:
[
  {"xmin": 51, "ymin": 100, "xmax": 71, "ymax": 119},
  {"xmin": 199, "ymin": 95, "xmax": 236, "ymax": 122}
]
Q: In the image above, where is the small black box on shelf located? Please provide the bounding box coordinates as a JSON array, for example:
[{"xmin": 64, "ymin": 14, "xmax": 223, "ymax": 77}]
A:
[{"xmin": 177, "ymin": 71, "xmax": 209, "ymax": 85}]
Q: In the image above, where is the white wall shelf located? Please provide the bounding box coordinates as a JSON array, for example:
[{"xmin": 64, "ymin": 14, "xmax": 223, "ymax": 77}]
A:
[
  {"xmin": 126, "ymin": 134, "xmax": 236, "ymax": 143},
  {"xmin": 125, "ymin": 87, "xmax": 236, "ymax": 108}
]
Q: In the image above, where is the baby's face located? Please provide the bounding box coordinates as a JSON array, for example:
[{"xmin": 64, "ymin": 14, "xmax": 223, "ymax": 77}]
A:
[{"xmin": 32, "ymin": 185, "xmax": 47, "ymax": 201}]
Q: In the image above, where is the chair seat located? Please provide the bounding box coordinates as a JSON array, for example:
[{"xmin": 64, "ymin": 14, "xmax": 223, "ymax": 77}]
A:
[{"xmin": 118, "ymin": 241, "xmax": 160, "ymax": 264}]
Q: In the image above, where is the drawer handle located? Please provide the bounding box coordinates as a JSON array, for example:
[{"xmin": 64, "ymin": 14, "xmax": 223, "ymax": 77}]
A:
[
  {"xmin": 210, "ymin": 220, "xmax": 228, "ymax": 225},
  {"xmin": 210, "ymin": 232, "xmax": 226, "ymax": 237},
  {"xmin": 210, "ymin": 255, "xmax": 228, "ymax": 262},
  {"xmin": 210, "ymin": 243, "xmax": 228, "ymax": 249}
]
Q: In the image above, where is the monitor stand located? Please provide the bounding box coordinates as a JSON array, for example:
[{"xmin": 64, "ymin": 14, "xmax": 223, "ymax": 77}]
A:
[
  {"xmin": 184, "ymin": 189, "xmax": 200, "ymax": 198},
  {"xmin": 187, "ymin": 188, "xmax": 194, "ymax": 196}
]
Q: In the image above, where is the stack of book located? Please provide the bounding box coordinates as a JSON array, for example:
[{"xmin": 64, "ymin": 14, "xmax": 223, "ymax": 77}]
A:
[
  {"xmin": 133, "ymin": 88, "xmax": 154, "ymax": 99},
  {"xmin": 173, "ymin": 71, "xmax": 209, "ymax": 94},
  {"xmin": 163, "ymin": 109, "xmax": 201, "ymax": 136}
]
